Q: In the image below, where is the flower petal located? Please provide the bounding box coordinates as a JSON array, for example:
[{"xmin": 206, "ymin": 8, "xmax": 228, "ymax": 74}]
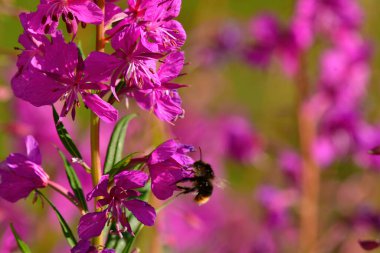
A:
[
  {"xmin": 124, "ymin": 199, "xmax": 156, "ymax": 226},
  {"xmin": 69, "ymin": 1, "xmax": 103, "ymax": 24},
  {"xmin": 78, "ymin": 211, "xmax": 108, "ymax": 240},
  {"xmin": 81, "ymin": 93, "xmax": 118, "ymax": 123},
  {"xmin": 114, "ymin": 170, "xmax": 149, "ymax": 190},
  {"xmin": 87, "ymin": 175, "xmax": 109, "ymax": 201},
  {"xmin": 25, "ymin": 135, "xmax": 42, "ymax": 165}
]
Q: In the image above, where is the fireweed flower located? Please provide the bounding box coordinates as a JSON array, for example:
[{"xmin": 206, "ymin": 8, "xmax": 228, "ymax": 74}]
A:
[
  {"xmin": 107, "ymin": 0, "xmax": 186, "ymax": 53},
  {"xmin": 129, "ymin": 51, "xmax": 186, "ymax": 123},
  {"xmin": 86, "ymin": 33, "xmax": 187, "ymax": 123},
  {"xmin": 11, "ymin": 32, "xmax": 118, "ymax": 122},
  {"xmin": 86, "ymin": 27, "xmax": 162, "ymax": 95},
  {"xmin": 0, "ymin": 136, "xmax": 49, "ymax": 202},
  {"xmin": 145, "ymin": 139, "xmax": 194, "ymax": 200},
  {"xmin": 78, "ymin": 171, "xmax": 155, "ymax": 239},
  {"xmin": 29, "ymin": 0, "xmax": 103, "ymax": 36}
]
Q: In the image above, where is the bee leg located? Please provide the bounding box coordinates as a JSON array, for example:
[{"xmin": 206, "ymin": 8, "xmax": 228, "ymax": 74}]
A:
[
  {"xmin": 176, "ymin": 185, "xmax": 196, "ymax": 194},
  {"xmin": 176, "ymin": 177, "xmax": 198, "ymax": 183}
]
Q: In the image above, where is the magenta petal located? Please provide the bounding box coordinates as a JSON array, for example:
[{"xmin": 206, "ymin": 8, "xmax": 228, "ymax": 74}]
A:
[
  {"xmin": 87, "ymin": 175, "xmax": 109, "ymax": 201},
  {"xmin": 152, "ymin": 90, "xmax": 184, "ymax": 123},
  {"xmin": 0, "ymin": 154, "xmax": 49, "ymax": 202},
  {"xmin": 25, "ymin": 135, "xmax": 41, "ymax": 165},
  {"xmin": 114, "ymin": 171, "xmax": 149, "ymax": 190},
  {"xmin": 0, "ymin": 163, "xmax": 37, "ymax": 202},
  {"xmin": 69, "ymin": 2, "xmax": 103, "ymax": 24},
  {"xmin": 124, "ymin": 199, "xmax": 156, "ymax": 226},
  {"xmin": 158, "ymin": 51, "xmax": 185, "ymax": 83},
  {"xmin": 78, "ymin": 211, "xmax": 108, "ymax": 240},
  {"xmin": 6, "ymin": 154, "xmax": 49, "ymax": 186},
  {"xmin": 149, "ymin": 139, "xmax": 181, "ymax": 164},
  {"xmin": 150, "ymin": 167, "xmax": 183, "ymax": 200},
  {"xmin": 71, "ymin": 240, "xmax": 93, "ymax": 253},
  {"xmin": 11, "ymin": 70, "xmax": 67, "ymax": 107},
  {"xmin": 81, "ymin": 93, "xmax": 118, "ymax": 123},
  {"xmin": 84, "ymin": 52, "xmax": 122, "ymax": 83}
]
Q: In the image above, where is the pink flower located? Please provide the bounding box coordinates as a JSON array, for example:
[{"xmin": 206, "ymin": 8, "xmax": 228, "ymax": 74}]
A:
[
  {"xmin": 78, "ymin": 171, "xmax": 155, "ymax": 239},
  {"xmin": 0, "ymin": 136, "xmax": 49, "ymax": 203},
  {"xmin": 11, "ymin": 32, "xmax": 118, "ymax": 122},
  {"xmin": 107, "ymin": 0, "xmax": 186, "ymax": 53},
  {"xmin": 129, "ymin": 51, "xmax": 186, "ymax": 123}
]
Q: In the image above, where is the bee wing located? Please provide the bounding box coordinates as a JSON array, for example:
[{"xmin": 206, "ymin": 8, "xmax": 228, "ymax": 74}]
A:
[{"xmin": 214, "ymin": 177, "xmax": 229, "ymax": 189}]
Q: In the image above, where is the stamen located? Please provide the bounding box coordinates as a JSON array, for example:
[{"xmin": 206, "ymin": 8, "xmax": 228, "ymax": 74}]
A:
[
  {"xmin": 81, "ymin": 22, "xmax": 87, "ymax": 29},
  {"xmin": 62, "ymin": 13, "xmax": 66, "ymax": 23},
  {"xmin": 44, "ymin": 24, "xmax": 50, "ymax": 34},
  {"xmin": 52, "ymin": 14, "xmax": 58, "ymax": 22},
  {"xmin": 67, "ymin": 11, "xmax": 74, "ymax": 20},
  {"xmin": 66, "ymin": 22, "xmax": 73, "ymax": 33},
  {"xmin": 41, "ymin": 15, "xmax": 48, "ymax": 25}
]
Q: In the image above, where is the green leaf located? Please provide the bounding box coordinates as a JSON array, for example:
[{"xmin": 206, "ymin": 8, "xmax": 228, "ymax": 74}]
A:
[
  {"xmin": 104, "ymin": 114, "xmax": 136, "ymax": 174},
  {"xmin": 38, "ymin": 191, "xmax": 77, "ymax": 247},
  {"xmin": 58, "ymin": 150, "xmax": 88, "ymax": 212},
  {"xmin": 108, "ymin": 152, "xmax": 138, "ymax": 178},
  {"xmin": 10, "ymin": 223, "xmax": 32, "ymax": 253},
  {"xmin": 53, "ymin": 106, "xmax": 82, "ymax": 159}
]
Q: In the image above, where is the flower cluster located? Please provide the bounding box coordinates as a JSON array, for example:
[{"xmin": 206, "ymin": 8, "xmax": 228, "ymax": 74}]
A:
[
  {"xmin": 12, "ymin": 0, "xmax": 188, "ymax": 124},
  {"xmin": 3, "ymin": 0, "xmax": 197, "ymax": 252}
]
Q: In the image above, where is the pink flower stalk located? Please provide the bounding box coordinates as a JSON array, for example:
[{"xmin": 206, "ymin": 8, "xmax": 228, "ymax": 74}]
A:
[
  {"xmin": 78, "ymin": 171, "xmax": 155, "ymax": 239},
  {"xmin": 11, "ymin": 32, "xmax": 118, "ymax": 122},
  {"xmin": 246, "ymin": 14, "xmax": 302, "ymax": 76},
  {"xmin": 293, "ymin": 0, "xmax": 363, "ymax": 46},
  {"xmin": 29, "ymin": 0, "xmax": 103, "ymax": 35},
  {"xmin": 0, "ymin": 136, "xmax": 49, "ymax": 202}
]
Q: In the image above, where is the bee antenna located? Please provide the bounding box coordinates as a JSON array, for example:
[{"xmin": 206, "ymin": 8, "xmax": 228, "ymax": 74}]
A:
[{"xmin": 198, "ymin": 147, "xmax": 203, "ymax": 160}]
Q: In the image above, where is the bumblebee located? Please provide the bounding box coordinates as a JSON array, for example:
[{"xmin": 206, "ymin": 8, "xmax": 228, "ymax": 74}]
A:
[{"xmin": 176, "ymin": 159, "xmax": 215, "ymax": 205}]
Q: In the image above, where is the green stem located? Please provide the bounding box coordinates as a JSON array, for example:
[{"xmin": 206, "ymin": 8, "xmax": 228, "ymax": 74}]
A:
[
  {"xmin": 47, "ymin": 180, "xmax": 85, "ymax": 214},
  {"xmin": 91, "ymin": 0, "xmax": 106, "ymax": 247}
]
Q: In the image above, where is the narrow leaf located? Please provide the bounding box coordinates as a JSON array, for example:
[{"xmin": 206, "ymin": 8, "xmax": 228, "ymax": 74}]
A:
[
  {"xmin": 58, "ymin": 150, "xmax": 88, "ymax": 212},
  {"xmin": 10, "ymin": 224, "xmax": 32, "ymax": 253},
  {"xmin": 104, "ymin": 114, "xmax": 136, "ymax": 174},
  {"xmin": 53, "ymin": 106, "xmax": 82, "ymax": 159},
  {"xmin": 38, "ymin": 191, "xmax": 77, "ymax": 247},
  {"xmin": 108, "ymin": 152, "xmax": 138, "ymax": 178}
]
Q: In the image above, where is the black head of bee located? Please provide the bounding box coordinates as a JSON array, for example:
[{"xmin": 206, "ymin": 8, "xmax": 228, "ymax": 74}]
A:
[{"xmin": 193, "ymin": 160, "xmax": 215, "ymax": 180}]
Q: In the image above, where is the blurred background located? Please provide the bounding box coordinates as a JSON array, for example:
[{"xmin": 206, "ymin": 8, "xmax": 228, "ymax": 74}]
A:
[{"xmin": 2, "ymin": 0, "xmax": 380, "ymax": 252}]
